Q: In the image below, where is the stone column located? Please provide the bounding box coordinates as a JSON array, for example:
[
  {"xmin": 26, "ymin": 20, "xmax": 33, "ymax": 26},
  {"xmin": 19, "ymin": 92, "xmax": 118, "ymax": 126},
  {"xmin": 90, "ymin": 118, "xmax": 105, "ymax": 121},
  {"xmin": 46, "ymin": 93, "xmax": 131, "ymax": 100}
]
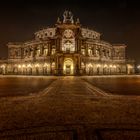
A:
[
  {"xmin": 95, "ymin": 46, "xmax": 97, "ymax": 57},
  {"xmin": 77, "ymin": 39, "xmax": 81, "ymax": 53},
  {"xmin": 48, "ymin": 43, "xmax": 51, "ymax": 56},
  {"xmin": 75, "ymin": 39, "xmax": 78, "ymax": 53},
  {"xmin": 86, "ymin": 44, "xmax": 88, "ymax": 56},
  {"xmin": 56, "ymin": 39, "xmax": 59, "ymax": 52},
  {"xmin": 41, "ymin": 44, "xmax": 44, "ymax": 56}
]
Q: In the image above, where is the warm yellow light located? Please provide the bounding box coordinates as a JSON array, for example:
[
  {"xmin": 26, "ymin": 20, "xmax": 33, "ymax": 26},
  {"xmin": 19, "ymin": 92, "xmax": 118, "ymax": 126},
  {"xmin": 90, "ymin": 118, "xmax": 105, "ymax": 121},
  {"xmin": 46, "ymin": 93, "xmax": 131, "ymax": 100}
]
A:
[
  {"xmin": 113, "ymin": 65, "xmax": 116, "ymax": 68},
  {"xmin": 22, "ymin": 64, "xmax": 25, "ymax": 68},
  {"xmin": 88, "ymin": 63, "xmax": 92, "ymax": 68},
  {"xmin": 18, "ymin": 65, "xmax": 21, "ymax": 68},
  {"xmin": 43, "ymin": 63, "xmax": 48, "ymax": 67},
  {"xmin": 104, "ymin": 64, "xmax": 107, "ymax": 68},
  {"xmin": 127, "ymin": 64, "xmax": 133, "ymax": 69},
  {"xmin": 137, "ymin": 65, "xmax": 140, "ymax": 69},
  {"xmin": 109, "ymin": 65, "xmax": 112, "ymax": 68},
  {"xmin": 63, "ymin": 58, "xmax": 73, "ymax": 74},
  {"xmin": 1, "ymin": 65, "xmax": 5, "ymax": 68},
  {"xmin": 51, "ymin": 62, "xmax": 55, "ymax": 67},
  {"xmin": 81, "ymin": 62, "xmax": 85, "ymax": 68},
  {"xmin": 97, "ymin": 64, "xmax": 101, "ymax": 67},
  {"xmin": 35, "ymin": 64, "xmax": 39, "ymax": 67},
  {"xmin": 27, "ymin": 64, "xmax": 32, "ymax": 68}
]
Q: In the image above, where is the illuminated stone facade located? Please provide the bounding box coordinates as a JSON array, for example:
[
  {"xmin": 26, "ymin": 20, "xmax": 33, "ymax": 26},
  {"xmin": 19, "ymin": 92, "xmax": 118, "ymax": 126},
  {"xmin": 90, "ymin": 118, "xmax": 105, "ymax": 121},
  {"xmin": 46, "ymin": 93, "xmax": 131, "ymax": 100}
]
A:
[{"xmin": 0, "ymin": 11, "xmax": 135, "ymax": 75}]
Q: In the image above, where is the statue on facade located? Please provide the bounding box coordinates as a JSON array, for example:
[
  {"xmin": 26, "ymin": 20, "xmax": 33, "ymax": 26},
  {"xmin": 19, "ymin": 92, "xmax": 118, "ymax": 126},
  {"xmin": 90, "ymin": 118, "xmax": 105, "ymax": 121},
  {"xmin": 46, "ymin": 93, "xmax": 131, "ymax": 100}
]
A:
[
  {"xmin": 56, "ymin": 17, "xmax": 61, "ymax": 24},
  {"xmin": 76, "ymin": 18, "xmax": 80, "ymax": 24},
  {"xmin": 63, "ymin": 10, "xmax": 74, "ymax": 24}
]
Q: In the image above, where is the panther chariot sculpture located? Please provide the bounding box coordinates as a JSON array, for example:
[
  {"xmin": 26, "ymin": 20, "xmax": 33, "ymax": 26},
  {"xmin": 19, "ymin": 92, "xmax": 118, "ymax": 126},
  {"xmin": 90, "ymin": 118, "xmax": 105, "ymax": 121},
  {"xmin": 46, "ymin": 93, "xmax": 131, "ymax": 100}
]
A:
[{"xmin": 63, "ymin": 10, "xmax": 74, "ymax": 24}]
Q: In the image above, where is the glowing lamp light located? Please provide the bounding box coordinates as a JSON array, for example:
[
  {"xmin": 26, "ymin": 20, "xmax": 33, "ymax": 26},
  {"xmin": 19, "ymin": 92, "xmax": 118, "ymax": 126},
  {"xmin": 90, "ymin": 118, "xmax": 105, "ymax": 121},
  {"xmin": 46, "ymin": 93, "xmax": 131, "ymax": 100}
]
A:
[
  {"xmin": 22, "ymin": 64, "xmax": 26, "ymax": 68},
  {"xmin": 113, "ymin": 65, "xmax": 116, "ymax": 68},
  {"xmin": 109, "ymin": 65, "xmax": 112, "ymax": 68},
  {"xmin": 18, "ymin": 65, "xmax": 21, "ymax": 68},
  {"xmin": 104, "ymin": 64, "xmax": 107, "ymax": 68},
  {"xmin": 97, "ymin": 64, "xmax": 101, "ymax": 68},
  {"xmin": 1, "ymin": 65, "xmax": 5, "ymax": 68},
  {"xmin": 127, "ymin": 64, "xmax": 133, "ymax": 69},
  {"xmin": 51, "ymin": 62, "xmax": 55, "ymax": 67},
  {"xmin": 88, "ymin": 63, "xmax": 92, "ymax": 67},
  {"xmin": 71, "ymin": 65, "xmax": 74, "ymax": 70},
  {"xmin": 137, "ymin": 65, "xmax": 140, "ymax": 69},
  {"xmin": 81, "ymin": 62, "xmax": 85, "ymax": 68},
  {"xmin": 35, "ymin": 64, "xmax": 39, "ymax": 68},
  {"xmin": 27, "ymin": 64, "xmax": 32, "ymax": 68},
  {"xmin": 43, "ymin": 63, "xmax": 48, "ymax": 67}
]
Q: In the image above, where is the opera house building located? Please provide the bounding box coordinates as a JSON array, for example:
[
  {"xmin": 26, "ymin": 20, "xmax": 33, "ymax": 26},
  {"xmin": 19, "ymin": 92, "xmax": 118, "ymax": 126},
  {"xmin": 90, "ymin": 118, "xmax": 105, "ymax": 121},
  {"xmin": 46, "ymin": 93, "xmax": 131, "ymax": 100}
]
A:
[{"xmin": 0, "ymin": 11, "xmax": 135, "ymax": 76}]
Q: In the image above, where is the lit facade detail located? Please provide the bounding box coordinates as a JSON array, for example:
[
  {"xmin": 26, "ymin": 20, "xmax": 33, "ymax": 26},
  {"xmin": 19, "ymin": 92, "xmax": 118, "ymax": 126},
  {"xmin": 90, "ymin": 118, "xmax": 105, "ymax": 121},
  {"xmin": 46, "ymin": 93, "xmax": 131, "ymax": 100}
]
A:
[{"xmin": 0, "ymin": 10, "xmax": 135, "ymax": 75}]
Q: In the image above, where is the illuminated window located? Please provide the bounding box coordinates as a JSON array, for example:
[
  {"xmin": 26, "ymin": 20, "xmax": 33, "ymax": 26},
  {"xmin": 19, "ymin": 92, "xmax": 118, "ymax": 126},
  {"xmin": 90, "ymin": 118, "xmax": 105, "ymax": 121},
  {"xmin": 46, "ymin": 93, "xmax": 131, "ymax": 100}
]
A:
[
  {"xmin": 27, "ymin": 64, "xmax": 32, "ymax": 68},
  {"xmin": 96, "ymin": 48, "xmax": 100, "ymax": 56},
  {"xmin": 97, "ymin": 64, "xmax": 101, "ymax": 68},
  {"xmin": 104, "ymin": 64, "xmax": 107, "ymax": 68},
  {"xmin": 18, "ymin": 65, "xmax": 21, "ymax": 68},
  {"xmin": 81, "ymin": 62, "xmax": 85, "ymax": 68},
  {"xmin": 35, "ymin": 64, "xmax": 39, "ymax": 68},
  {"xmin": 44, "ymin": 63, "xmax": 48, "ymax": 67},
  {"xmin": 81, "ymin": 49, "xmax": 85, "ymax": 55},
  {"xmin": 51, "ymin": 62, "xmax": 55, "ymax": 70},
  {"xmin": 36, "ymin": 49, "xmax": 40, "ymax": 56},
  {"xmin": 88, "ymin": 48, "xmax": 92, "ymax": 56},
  {"xmin": 52, "ymin": 49, "xmax": 55, "ymax": 55},
  {"xmin": 44, "ymin": 49, "xmax": 48, "ymax": 55}
]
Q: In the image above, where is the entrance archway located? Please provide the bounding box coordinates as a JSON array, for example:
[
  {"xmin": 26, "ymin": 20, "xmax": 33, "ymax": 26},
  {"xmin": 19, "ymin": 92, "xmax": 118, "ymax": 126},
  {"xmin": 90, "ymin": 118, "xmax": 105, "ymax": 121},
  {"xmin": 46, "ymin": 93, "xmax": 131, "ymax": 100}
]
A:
[{"xmin": 63, "ymin": 58, "xmax": 74, "ymax": 75}]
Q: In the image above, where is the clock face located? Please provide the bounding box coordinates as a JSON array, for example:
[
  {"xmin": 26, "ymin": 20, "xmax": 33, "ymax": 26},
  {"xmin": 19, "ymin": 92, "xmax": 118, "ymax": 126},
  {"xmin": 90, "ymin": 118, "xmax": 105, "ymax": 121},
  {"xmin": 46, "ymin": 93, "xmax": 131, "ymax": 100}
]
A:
[{"xmin": 63, "ymin": 29, "xmax": 73, "ymax": 38}]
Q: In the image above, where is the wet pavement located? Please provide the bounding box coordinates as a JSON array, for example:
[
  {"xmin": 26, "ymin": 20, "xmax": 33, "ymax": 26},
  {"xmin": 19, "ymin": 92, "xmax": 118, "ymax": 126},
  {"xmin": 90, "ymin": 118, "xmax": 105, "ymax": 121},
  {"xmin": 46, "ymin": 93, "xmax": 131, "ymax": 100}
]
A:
[
  {"xmin": 0, "ymin": 76, "xmax": 57, "ymax": 97},
  {"xmin": 83, "ymin": 75, "xmax": 140, "ymax": 95},
  {"xmin": 0, "ymin": 76, "xmax": 140, "ymax": 139}
]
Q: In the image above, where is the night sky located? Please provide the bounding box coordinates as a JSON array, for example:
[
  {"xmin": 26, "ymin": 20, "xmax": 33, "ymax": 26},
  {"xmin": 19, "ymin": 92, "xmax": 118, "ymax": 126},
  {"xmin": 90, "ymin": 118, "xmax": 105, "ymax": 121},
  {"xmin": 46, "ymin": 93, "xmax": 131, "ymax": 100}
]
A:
[{"xmin": 0, "ymin": 0, "xmax": 140, "ymax": 63}]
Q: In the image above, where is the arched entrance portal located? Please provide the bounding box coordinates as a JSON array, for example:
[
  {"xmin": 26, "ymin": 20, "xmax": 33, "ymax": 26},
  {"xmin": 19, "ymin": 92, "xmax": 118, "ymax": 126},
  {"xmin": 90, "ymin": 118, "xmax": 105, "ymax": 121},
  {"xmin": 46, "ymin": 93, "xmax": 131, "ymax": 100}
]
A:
[{"xmin": 63, "ymin": 58, "xmax": 74, "ymax": 75}]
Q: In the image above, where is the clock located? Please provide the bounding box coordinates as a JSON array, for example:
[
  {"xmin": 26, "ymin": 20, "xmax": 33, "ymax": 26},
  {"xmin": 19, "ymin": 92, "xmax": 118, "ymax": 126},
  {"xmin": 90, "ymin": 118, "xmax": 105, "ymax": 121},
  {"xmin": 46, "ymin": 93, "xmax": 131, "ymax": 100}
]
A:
[{"xmin": 63, "ymin": 29, "xmax": 73, "ymax": 38}]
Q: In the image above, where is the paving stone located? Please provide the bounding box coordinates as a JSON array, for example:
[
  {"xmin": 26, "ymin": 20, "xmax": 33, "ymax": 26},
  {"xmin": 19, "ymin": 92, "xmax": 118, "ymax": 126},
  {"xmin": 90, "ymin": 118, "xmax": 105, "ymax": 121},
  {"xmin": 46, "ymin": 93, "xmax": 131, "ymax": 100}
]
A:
[{"xmin": 0, "ymin": 77, "xmax": 140, "ymax": 139}]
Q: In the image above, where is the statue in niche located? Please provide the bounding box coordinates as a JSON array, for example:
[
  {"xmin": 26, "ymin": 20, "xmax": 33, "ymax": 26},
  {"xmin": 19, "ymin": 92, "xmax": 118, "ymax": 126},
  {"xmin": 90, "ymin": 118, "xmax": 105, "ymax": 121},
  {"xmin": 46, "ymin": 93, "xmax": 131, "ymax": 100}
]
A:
[
  {"xmin": 76, "ymin": 18, "xmax": 80, "ymax": 24},
  {"xmin": 10, "ymin": 49, "xmax": 15, "ymax": 56}
]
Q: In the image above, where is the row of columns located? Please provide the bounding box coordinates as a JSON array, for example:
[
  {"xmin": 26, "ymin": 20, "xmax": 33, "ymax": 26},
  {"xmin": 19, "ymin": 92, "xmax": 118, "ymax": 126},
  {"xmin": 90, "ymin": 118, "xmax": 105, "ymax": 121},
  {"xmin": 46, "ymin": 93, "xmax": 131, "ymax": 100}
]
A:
[{"xmin": 0, "ymin": 64, "xmax": 134, "ymax": 75}]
